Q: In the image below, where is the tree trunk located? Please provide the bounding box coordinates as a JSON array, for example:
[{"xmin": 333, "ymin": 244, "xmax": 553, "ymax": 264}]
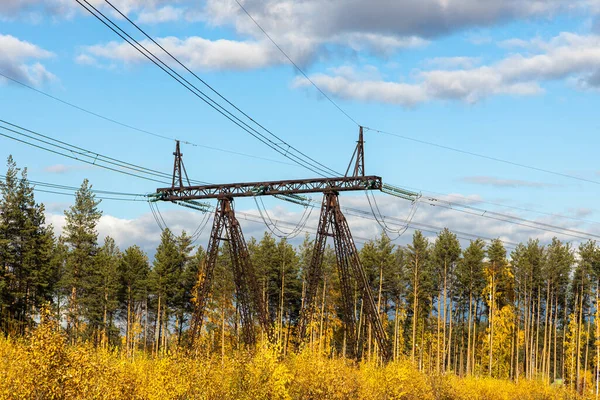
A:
[
  {"xmin": 466, "ymin": 291, "xmax": 473, "ymax": 376},
  {"xmin": 412, "ymin": 254, "xmax": 419, "ymax": 363},
  {"xmin": 155, "ymin": 294, "xmax": 161, "ymax": 355}
]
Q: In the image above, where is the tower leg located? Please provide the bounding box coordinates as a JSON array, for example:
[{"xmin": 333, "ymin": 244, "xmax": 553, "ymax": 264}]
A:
[
  {"xmin": 189, "ymin": 197, "xmax": 272, "ymax": 347},
  {"xmin": 189, "ymin": 197, "xmax": 226, "ymax": 345},
  {"xmin": 331, "ymin": 196, "xmax": 390, "ymax": 360},
  {"xmin": 297, "ymin": 194, "xmax": 331, "ymax": 343},
  {"xmin": 297, "ymin": 192, "xmax": 390, "ymax": 360}
]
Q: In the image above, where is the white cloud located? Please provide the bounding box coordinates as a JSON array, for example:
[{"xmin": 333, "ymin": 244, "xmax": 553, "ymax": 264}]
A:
[
  {"xmin": 460, "ymin": 176, "xmax": 556, "ymax": 188},
  {"xmin": 292, "ymin": 74, "xmax": 429, "ymax": 107},
  {"xmin": 205, "ymin": 0, "xmax": 594, "ymax": 42},
  {"xmin": 0, "ymin": 34, "xmax": 56, "ymax": 86},
  {"xmin": 43, "ymin": 164, "xmax": 93, "ymax": 174},
  {"xmin": 44, "ymin": 192, "xmax": 599, "ymax": 259},
  {"xmin": 294, "ymin": 32, "xmax": 600, "ymax": 105},
  {"xmin": 78, "ymin": 36, "xmax": 288, "ymax": 71},
  {"xmin": 136, "ymin": 5, "xmax": 184, "ymax": 24}
]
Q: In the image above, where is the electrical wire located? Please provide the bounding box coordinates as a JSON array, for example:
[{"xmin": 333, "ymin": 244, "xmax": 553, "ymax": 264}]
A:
[
  {"xmin": 0, "ymin": 119, "xmax": 215, "ymax": 186},
  {"xmin": 102, "ymin": 0, "xmax": 340, "ymax": 177},
  {"xmin": 418, "ymin": 195, "xmax": 600, "ymax": 241},
  {"xmin": 189, "ymin": 211, "xmax": 212, "ymax": 244},
  {"xmin": 366, "ymin": 190, "xmax": 418, "ymax": 240},
  {"xmin": 76, "ymin": 0, "xmax": 338, "ymax": 178},
  {"xmin": 0, "ymin": 127, "xmax": 168, "ymax": 185},
  {"xmin": 232, "ymin": 0, "xmax": 360, "ymax": 127},
  {"xmin": 0, "ymin": 119, "xmax": 181, "ymax": 182},
  {"xmin": 253, "ymin": 195, "xmax": 314, "ymax": 239},
  {"xmin": 148, "ymin": 201, "xmax": 166, "ymax": 232},
  {"xmin": 365, "ymin": 127, "xmax": 600, "ymax": 187},
  {"xmin": 0, "ymin": 70, "xmax": 297, "ymax": 168},
  {"xmin": 402, "ymin": 184, "xmax": 600, "ymax": 227}
]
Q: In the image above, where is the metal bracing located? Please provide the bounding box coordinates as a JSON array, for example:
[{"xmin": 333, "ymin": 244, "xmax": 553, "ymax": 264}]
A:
[
  {"xmin": 345, "ymin": 126, "xmax": 365, "ymax": 178},
  {"xmin": 297, "ymin": 192, "xmax": 391, "ymax": 360},
  {"xmin": 164, "ymin": 127, "xmax": 393, "ymax": 358},
  {"xmin": 171, "ymin": 140, "xmax": 190, "ymax": 189},
  {"xmin": 189, "ymin": 197, "xmax": 271, "ymax": 346},
  {"xmin": 156, "ymin": 175, "xmax": 382, "ymax": 201}
]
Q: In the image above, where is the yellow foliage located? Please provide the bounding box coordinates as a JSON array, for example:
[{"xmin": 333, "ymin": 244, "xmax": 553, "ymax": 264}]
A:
[{"xmin": 0, "ymin": 317, "xmax": 593, "ymax": 400}]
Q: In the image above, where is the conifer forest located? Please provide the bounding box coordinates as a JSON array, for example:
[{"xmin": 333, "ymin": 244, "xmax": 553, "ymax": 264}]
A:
[{"xmin": 2, "ymin": 154, "xmax": 600, "ymax": 400}]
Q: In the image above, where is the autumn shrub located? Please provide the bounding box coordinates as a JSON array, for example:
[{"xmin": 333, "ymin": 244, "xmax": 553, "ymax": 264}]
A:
[
  {"xmin": 440, "ymin": 375, "xmax": 581, "ymax": 400},
  {"xmin": 358, "ymin": 360, "xmax": 434, "ymax": 400},
  {"xmin": 286, "ymin": 349, "xmax": 360, "ymax": 399},
  {"xmin": 0, "ymin": 320, "xmax": 596, "ymax": 400}
]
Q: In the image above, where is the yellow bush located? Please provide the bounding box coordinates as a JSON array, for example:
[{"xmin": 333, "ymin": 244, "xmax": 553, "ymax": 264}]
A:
[{"xmin": 0, "ymin": 319, "xmax": 594, "ymax": 400}]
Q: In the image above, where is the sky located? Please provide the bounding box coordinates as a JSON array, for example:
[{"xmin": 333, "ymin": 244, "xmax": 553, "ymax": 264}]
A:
[{"xmin": 2, "ymin": 0, "xmax": 600, "ymax": 257}]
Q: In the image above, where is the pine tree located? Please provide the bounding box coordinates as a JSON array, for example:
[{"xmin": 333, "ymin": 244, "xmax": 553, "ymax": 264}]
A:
[
  {"xmin": 172, "ymin": 231, "xmax": 194, "ymax": 344},
  {"xmin": 456, "ymin": 239, "xmax": 486, "ymax": 376},
  {"xmin": 150, "ymin": 228, "xmax": 179, "ymax": 354},
  {"xmin": 406, "ymin": 230, "xmax": 433, "ymax": 365},
  {"xmin": 119, "ymin": 245, "xmax": 150, "ymax": 353},
  {"xmin": 62, "ymin": 179, "xmax": 102, "ymax": 342},
  {"xmin": 95, "ymin": 236, "xmax": 121, "ymax": 347},
  {"xmin": 0, "ymin": 156, "xmax": 57, "ymax": 334},
  {"xmin": 433, "ymin": 228, "xmax": 461, "ymax": 373}
]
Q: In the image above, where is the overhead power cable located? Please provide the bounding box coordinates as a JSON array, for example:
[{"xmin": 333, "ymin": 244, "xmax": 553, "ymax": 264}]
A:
[
  {"xmin": 0, "ymin": 70, "xmax": 297, "ymax": 168},
  {"xmin": 228, "ymin": 0, "xmax": 600, "ymax": 189},
  {"xmin": 0, "ymin": 175, "xmax": 147, "ymax": 202},
  {"xmin": 402, "ymin": 184, "xmax": 600, "ymax": 227},
  {"xmin": 232, "ymin": 0, "xmax": 360, "ymax": 127},
  {"xmin": 103, "ymin": 0, "xmax": 339, "ymax": 176},
  {"xmin": 76, "ymin": 0, "xmax": 339, "ymax": 177},
  {"xmin": 0, "ymin": 119, "xmax": 212, "ymax": 186},
  {"xmin": 365, "ymin": 127, "xmax": 600, "ymax": 187}
]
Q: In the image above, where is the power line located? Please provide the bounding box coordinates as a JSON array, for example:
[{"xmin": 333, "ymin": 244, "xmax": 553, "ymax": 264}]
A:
[
  {"xmin": 77, "ymin": 0, "xmax": 328, "ymax": 177},
  {"xmin": 4, "ymin": 115, "xmax": 594, "ymax": 243},
  {"xmin": 0, "ymin": 127, "xmax": 166, "ymax": 185},
  {"xmin": 365, "ymin": 127, "xmax": 600, "ymax": 187},
  {"xmin": 102, "ymin": 0, "xmax": 339, "ymax": 177},
  {"xmin": 0, "ymin": 174, "xmax": 145, "ymax": 198},
  {"xmin": 0, "ymin": 119, "xmax": 184, "ymax": 184},
  {"xmin": 0, "ymin": 119, "xmax": 203, "ymax": 185},
  {"xmin": 232, "ymin": 0, "xmax": 360, "ymax": 127},
  {"xmin": 0, "ymin": 70, "xmax": 298, "ymax": 168},
  {"xmin": 76, "ymin": 0, "xmax": 339, "ymax": 177},
  {"xmin": 403, "ymin": 185, "xmax": 600, "ymax": 227},
  {"xmin": 225, "ymin": 0, "xmax": 600, "ymax": 189}
]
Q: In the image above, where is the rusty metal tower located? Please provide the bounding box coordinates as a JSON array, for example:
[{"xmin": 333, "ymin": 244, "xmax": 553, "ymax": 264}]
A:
[{"xmin": 153, "ymin": 128, "xmax": 416, "ymax": 359}]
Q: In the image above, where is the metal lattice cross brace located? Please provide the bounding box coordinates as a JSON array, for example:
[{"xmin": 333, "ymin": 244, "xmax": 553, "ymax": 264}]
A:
[
  {"xmin": 189, "ymin": 197, "xmax": 271, "ymax": 346},
  {"xmin": 298, "ymin": 191, "xmax": 390, "ymax": 360}
]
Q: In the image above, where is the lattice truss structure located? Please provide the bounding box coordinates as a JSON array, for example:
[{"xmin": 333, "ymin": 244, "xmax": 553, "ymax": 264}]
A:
[{"xmin": 155, "ymin": 128, "xmax": 416, "ymax": 359}]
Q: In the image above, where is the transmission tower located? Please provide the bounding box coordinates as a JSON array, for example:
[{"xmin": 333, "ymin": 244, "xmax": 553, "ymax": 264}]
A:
[{"xmin": 155, "ymin": 128, "xmax": 414, "ymax": 360}]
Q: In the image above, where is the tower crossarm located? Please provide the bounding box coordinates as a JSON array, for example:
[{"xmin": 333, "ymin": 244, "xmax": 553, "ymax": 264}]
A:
[{"xmin": 156, "ymin": 175, "xmax": 383, "ymax": 201}]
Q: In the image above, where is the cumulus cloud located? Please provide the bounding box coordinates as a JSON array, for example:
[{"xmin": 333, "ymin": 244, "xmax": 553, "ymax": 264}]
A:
[
  {"xmin": 78, "ymin": 36, "xmax": 288, "ymax": 71},
  {"xmin": 205, "ymin": 0, "xmax": 592, "ymax": 42},
  {"xmin": 0, "ymin": 34, "xmax": 56, "ymax": 86},
  {"xmin": 136, "ymin": 5, "xmax": 184, "ymax": 24},
  {"xmin": 44, "ymin": 192, "xmax": 599, "ymax": 260},
  {"xmin": 293, "ymin": 32, "xmax": 600, "ymax": 105}
]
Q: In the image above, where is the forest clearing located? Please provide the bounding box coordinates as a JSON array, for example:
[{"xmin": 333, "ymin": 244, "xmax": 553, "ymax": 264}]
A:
[{"xmin": 3, "ymin": 0, "xmax": 600, "ymax": 398}]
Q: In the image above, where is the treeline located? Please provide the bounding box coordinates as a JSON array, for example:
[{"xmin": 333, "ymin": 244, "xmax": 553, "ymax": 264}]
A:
[{"xmin": 1, "ymin": 156, "xmax": 600, "ymax": 391}]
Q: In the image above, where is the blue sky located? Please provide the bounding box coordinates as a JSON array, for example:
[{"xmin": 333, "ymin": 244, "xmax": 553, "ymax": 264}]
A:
[{"xmin": 2, "ymin": 0, "xmax": 600, "ymax": 255}]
